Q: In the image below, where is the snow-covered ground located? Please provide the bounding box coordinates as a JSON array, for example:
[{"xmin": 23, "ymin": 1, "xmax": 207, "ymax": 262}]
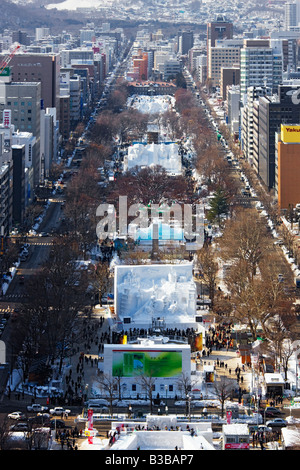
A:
[{"xmin": 46, "ymin": 0, "xmax": 102, "ymax": 10}]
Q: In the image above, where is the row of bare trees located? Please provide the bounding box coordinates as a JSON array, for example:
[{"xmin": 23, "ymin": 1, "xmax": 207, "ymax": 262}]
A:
[
  {"xmin": 195, "ymin": 206, "xmax": 297, "ymax": 376},
  {"xmin": 173, "ymin": 84, "xmax": 299, "ymax": 374},
  {"xmin": 95, "ymin": 370, "xmax": 234, "ymax": 418}
]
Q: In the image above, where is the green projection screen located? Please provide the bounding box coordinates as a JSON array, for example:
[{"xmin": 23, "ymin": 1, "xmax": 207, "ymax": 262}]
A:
[{"xmin": 112, "ymin": 349, "xmax": 183, "ymax": 377}]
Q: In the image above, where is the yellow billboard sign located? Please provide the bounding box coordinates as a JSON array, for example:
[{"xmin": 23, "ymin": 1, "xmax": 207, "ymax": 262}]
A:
[{"xmin": 281, "ymin": 124, "xmax": 300, "ymax": 143}]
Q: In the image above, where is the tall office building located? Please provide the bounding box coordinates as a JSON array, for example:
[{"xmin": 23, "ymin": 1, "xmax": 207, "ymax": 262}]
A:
[
  {"xmin": 207, "ymin": 16, "xmax": 233, "ymax": 48},
  {"xmin": 2, "ymin": 81, "xmax": 41, "ymax": 187},
  {"xmin": 276, "ymin": 124, "xmax": 300, "ymax": 209},
  {"xmin": 7, "ymin": 53, "xmax": 60, "ymax": 114},
  {"xmin": 207, "ymin": 15, "xmax": 233, "ymax": 73},
  {"xmin": 240, "ymin": 39, "xmax": 283, "ymax": 96},
  {"xmin": 285, "ymin": 2, "xmax": 298, "ymax": 30},
  {"xmin": 252, "ymin": 84, "xmax": 300, "ymax": 189},
  {"xmin": 178, "ymin": 31, "xmax": 194, "ymax": 55},
  {"xmin": 241, "ymin": 86, "xmax": 267, "ymax": 166},
  {"xmin": 12, "ymin": 31, "xmax": 30, "ymax": 46},
  {"xmin": 11, "ymin": 144, "xmax": 25, "ymax": 226},
  {"xmin": 208, "ymin": 39, "xmax": 242, "ymax": 88}
]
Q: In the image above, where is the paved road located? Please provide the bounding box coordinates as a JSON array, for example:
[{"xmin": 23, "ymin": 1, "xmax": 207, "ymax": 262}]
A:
[{"xmin": 0, "ymin": 195, "xmax": 66, "ymax": 399}]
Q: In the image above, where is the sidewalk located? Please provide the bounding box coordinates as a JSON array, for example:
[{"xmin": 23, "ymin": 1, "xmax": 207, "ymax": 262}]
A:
[
  {"xmin": 199, "ymin": 348, "xmax": 252, "ymax": 393},
  {"xmin": 62, "ymin": 305, "xmax": 113, "ymax": 403}
]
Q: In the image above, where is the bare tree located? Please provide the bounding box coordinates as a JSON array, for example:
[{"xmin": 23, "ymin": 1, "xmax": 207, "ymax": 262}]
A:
[
  {"xmin": 196, "ymin": 246, "xmax": 219, "ymax": 308},
  {"xmin": 218, "ymin": 208, "xmax": 271, "ymax": 280},
  {"xmin": 95, "ymin": 373, "xmax": 118, "ymax": 416},
  {"xmin": 89, "ymin": 260, "xmax": 112, "ymax": 307},
  {"xmin": 212, "ymin": 375, "xmax": 235, "ymax": 417},
  {"xmin": 176, "ymin": 372, "xmax": 198, "ymax": 417},
  {"xmin": 136, "ymin": 374, "xmax": 156, "ymax": 414},
  {"xmin": 23, "ymin": 236, "xmax": 90, "ymax": 373}
]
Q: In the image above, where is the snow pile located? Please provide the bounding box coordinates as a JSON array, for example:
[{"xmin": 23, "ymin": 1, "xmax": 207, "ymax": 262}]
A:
[{"xmin": 124, "ymin": 142, "xmax": 181, "ymax": 175}]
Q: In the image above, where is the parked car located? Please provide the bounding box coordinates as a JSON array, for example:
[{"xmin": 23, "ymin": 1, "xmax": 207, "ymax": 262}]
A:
[
  {"xmin": 8, "ymin": 411, "xmax": 26, "ymax": 420},
  {"xmin": 49, "ymin": 407, "xmax": 71, "ymax": 416},
  {"xmin": 266, "ymin": 418, "xmax": 287, "ymax": 428},
  {"xmin": 27, "ymin": 403, "xmax": 48, "ymax": 413}
]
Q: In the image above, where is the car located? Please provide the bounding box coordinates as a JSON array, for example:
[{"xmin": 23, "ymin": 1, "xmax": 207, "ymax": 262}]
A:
[
  {"xmin": 50, "ymin": 419, "xmax": 68, "ymax": 429},
  {"xmin": 264, "ymin": 406, "xmax": 283, "ymax": 417},
  {"xmin": 266, "ymin": 418, "xmax": 287, "ymax": 428},
  {"xmin": 49, "ymin": 407, "xmax": 71, "ymax": 416},
  {"xmin": 8, "ymin": 411, "xmax": 26, "ymax": 420},
  {"xmin": 10, "ymin": 422, "xmax": 29, "ymax": 431},
  {"xmin": 28, "ymin": 414, "xmax": 50, "ymax": 426},
  {"xmin": 26, "ymin": 403, "xmax": 48, "ymax": 413},
  {"xmin": 258, "ymin": 425, "xmax": 273, "ymax": 433}
]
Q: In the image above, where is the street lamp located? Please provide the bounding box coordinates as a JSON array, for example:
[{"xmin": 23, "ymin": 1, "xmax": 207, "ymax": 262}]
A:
[
  {"xmin": 128, "ymin": 404, "xmax": 132, "ymax": 419},
  {"xmin": 165, "ymin": 405, "xmax": 168, "ymax": 415}
]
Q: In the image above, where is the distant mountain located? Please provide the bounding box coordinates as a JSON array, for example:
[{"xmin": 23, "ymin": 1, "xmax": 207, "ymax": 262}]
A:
[{"xmin": 0, "ymin": 0, "xmax": 82, "ymax": 33}]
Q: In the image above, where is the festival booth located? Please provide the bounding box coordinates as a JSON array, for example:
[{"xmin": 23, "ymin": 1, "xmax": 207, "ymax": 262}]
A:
[{"xmin": 222, "ymin": 423, "xmax": 250, "ymax": 450}]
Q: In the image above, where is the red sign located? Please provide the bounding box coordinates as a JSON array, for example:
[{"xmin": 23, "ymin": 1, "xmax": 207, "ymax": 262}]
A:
[
  {"xmin": 225, "ymin": 443, "xmax": 249, "ymax": 449},
  {"xmin": 3, "ymin": 109, "xmax": 11, "ymax": 128}
]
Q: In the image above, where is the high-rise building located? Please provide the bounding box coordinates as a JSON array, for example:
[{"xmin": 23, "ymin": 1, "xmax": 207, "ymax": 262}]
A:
[
  {"xmin": 241, "ymin": 86, "xmax": 267, "ymax": 166},
  {"xmin": 132, "ymin": 51, "xmax": 149, "ymax": 81},
  {"xmin": 285, "ymin": 2, "xmax": 298, "ymax": 30},
  {"xmin": 12, "ymin": 31, "xmax": 30, "ymax": 46},
  {"xmin": 275, "ymin": 124, "xmax": 300, "ymax": 209},
  {"xmin": 2, "ymin": 81, "xmax": 41, "ymax": 187},
  {"xmin": 207, "ymin": 16, "xmax": 233, "ymax": 49},
  {"xmin": 226, "ymin": 85, "xmax": 240, "ymax": 137},
  {"xmin": 11, "ymin": 144, "xmax": 25, "ymax": 226},
  {"xmin": 208, "ymin": 39, "xmax": 242, "ymax": 88},
  {"xmin": 178, "ymin": 31, "xmax": 194, "ymax": 55},
  {"xmin": 0, "ymin": 159, "xmax": 12, "ymax": 238},
  {"xmin": 7, "ymin": 53, "xmax": 60, "ymax": 113},
  {"xmin": 207, "ymin": 16, "xmax": 233, "ymax": 72},
  {"xmin": 252, "ymin": 84, "xmax": 300, "ymax": 189},
  {"xmin": 35, "ymin": 28, "xmax": 50, "ymax": 42},
  {"xmin": 240, "ymin": 39, "xmax": 283, "ymax": 96}
]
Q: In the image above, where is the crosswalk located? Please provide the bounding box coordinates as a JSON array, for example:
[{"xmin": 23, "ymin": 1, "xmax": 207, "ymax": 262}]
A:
[
  {"xmin": 28, "ymin": 242, "xmax": 54, "ymax": 246},
  {"xmin": 0, "ymin": 293, "xmax": 29, "ymax": 302}
]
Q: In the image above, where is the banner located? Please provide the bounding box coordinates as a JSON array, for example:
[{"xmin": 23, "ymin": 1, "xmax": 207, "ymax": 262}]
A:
[{"xmin": 112, "ymin": 349, "xmax": 182, "ymax": 377}]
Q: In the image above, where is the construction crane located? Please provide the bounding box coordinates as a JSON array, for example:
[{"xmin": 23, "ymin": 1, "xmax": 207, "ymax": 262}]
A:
[{"xmin": 0, "ymin": 43, "xmax": 20, "ymax": 76}]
